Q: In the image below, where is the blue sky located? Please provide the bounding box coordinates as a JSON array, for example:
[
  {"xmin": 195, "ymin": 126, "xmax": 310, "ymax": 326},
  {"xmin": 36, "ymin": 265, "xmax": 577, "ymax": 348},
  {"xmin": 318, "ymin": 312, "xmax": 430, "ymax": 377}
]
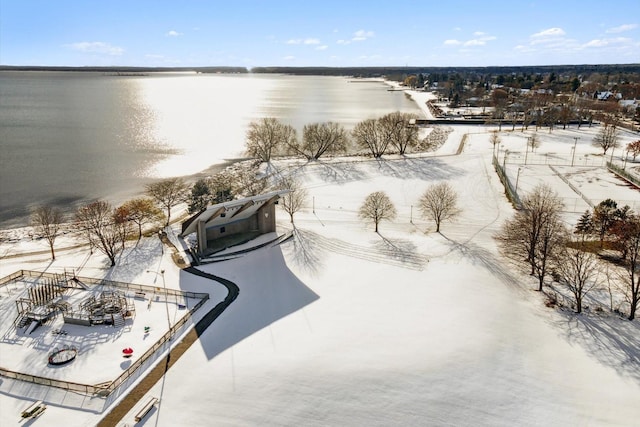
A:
[{"xmin": 1, "ymin": 0, "xmax": 639, "ymax": 67}]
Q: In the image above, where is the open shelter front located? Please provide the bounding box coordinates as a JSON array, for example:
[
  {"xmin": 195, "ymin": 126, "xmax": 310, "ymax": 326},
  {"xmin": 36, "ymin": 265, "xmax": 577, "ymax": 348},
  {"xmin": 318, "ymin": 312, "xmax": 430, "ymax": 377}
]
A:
[{"xmin": 181, "ymin": 190, "xmax": 289, "ymax": 257}]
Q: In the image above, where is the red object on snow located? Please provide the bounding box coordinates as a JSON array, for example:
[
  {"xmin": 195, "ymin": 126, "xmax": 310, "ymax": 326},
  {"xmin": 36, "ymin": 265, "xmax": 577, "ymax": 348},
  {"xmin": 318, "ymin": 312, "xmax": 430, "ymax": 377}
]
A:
[{"xmin": 122, "ymin": 347, "xmax": 134, "ymax": 355}]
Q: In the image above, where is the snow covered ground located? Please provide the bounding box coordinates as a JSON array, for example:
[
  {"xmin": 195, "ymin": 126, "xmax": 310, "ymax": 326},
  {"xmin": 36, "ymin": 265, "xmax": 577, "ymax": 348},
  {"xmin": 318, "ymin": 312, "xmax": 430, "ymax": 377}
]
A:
[{"xmin": 1, "ymin": 108, "xmax": 640, "ymax": 426}]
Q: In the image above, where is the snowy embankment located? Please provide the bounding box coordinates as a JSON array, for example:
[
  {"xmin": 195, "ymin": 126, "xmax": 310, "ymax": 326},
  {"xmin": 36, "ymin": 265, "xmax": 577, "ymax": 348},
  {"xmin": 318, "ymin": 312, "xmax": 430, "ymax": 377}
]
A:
[{"xmin": 2, "ymin": 101, "xmax": 640, "ymax": 426}]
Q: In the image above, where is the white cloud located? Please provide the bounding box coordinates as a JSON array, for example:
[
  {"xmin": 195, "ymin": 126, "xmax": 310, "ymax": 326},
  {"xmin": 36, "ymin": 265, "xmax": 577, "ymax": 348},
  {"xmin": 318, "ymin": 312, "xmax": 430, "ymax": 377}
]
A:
[
  {"xmin": 283, "ymin": 55, "xmax": 295, "ymax": 60},
  {"xmin": 453, "ymin": 27, "xmax": 462, "ymax": 31},
  {"xmin": 352, "ymin": 30, "xmax": 374, "ymax": 41},
  {"xmin": 606, "ymin": 24, "xmax": 638, "ymax": 33},
  {"xmin": 166, "ymin": 30, "xmax": 182, "ymax": 37},
  {"xmin": 446, "ymin": 33, "xmax": 496, "ymax": 47},
  {"xmin": 464, "ymin": 39, "xmax": 486, "ymax": 46},
  {"xmin": 145, "ymin": 54, "xmax": 165, "ymax": 59},
  {"xmin": 336, "ymin": 39, "xmax": 349, "ymax": 45},
  {"xmin": 66, "ymin": 41, "xmax": 124, "ymax": 56},
  {"xmin": 316, "ymin": 45, "xmax": 328, "ymax": 51},
  {"xmin": 531, "ymin": 27, "xmax": 566, "ymax": 38},
  {"xmin": 583, "ymin": 37, "xmax": 632, "ymax": 48},
  {"xmin": 287, "ymin": 38, "xmax": 320, "ymax": 45}
]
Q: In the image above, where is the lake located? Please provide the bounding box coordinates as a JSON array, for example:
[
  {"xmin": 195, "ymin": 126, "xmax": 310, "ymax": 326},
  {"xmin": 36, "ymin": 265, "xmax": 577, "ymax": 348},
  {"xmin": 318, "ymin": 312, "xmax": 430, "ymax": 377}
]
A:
[{"xmin": 0, "ymin": 72, "xmax": 421, "ymax": 228}]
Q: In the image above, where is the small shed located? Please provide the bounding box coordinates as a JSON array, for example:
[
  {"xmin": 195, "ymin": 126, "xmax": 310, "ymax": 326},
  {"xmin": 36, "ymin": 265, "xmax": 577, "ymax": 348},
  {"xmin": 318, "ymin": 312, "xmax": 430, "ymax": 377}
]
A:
[{"xmin": 181, "ymin": 190, "xmax": 289, "ymax": 257}]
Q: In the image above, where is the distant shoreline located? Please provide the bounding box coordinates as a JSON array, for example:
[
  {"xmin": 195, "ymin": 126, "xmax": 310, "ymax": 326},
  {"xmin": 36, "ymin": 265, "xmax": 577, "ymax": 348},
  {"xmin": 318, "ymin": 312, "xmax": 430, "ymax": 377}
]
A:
[{"xmin": 3, "ymin": 63, "xmax": 639, "ymax": 76}]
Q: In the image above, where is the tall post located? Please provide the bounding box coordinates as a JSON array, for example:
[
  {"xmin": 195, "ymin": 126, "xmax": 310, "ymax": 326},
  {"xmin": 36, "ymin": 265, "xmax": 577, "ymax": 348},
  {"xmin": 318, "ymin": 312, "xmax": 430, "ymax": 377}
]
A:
[
  {"xmin": 610, "ymin": 145, "xmax": 615, "ymax": 164},
  {"xmin": 571, "ymin": 137, "xmax": 579, "ymax": 167},
  {"xmin": 160, "ymin": 270, "xmax": 171, "ymax": 340},
  {"xmin": 525, "ymin": 138, "xmax": 530, "ymax": 165}
]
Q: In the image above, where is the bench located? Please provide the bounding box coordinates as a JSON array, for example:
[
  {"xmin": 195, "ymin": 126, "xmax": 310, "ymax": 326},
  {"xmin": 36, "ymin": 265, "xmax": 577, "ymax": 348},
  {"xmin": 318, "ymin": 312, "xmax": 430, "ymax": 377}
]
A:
[
  {"xmin": 134, "ymin": 397, "xmax": 158, "ymax": 422},
  {"xmin": 134, "ymin": 291, "xmax": 146, "ymax": 300},
  {"xmin": 21, "ymin": 400, "xmax": 46, "ymax": 419}
]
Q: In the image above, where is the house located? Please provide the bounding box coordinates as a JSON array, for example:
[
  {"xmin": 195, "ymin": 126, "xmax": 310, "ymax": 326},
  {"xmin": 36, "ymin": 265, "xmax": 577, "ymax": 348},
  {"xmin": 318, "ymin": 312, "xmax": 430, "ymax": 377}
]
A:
[{"xmin": 180, "ymin": 190, "xmax": 289, "ymax": 257}]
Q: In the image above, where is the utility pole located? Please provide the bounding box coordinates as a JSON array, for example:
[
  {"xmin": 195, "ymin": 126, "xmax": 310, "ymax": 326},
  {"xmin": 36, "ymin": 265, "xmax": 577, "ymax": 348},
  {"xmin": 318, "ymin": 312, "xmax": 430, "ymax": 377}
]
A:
[{"xmin": 571, "ymin": 137, "xmax": 579, "ymax": 167}]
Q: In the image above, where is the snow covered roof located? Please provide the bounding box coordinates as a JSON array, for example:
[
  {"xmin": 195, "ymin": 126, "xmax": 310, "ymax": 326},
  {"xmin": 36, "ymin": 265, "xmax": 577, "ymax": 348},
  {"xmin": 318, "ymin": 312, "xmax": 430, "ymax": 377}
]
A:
[{"xmin": 180, "ymin": 190, "xmax": 289, "ymax": 236}]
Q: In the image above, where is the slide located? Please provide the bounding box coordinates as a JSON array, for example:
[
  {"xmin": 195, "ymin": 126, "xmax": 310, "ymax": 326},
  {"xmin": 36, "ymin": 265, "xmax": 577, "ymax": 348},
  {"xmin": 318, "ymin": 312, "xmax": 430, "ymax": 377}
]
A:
[{"xmin": 25, "ymin": 320, "xmax": 39, "ymax": 335}]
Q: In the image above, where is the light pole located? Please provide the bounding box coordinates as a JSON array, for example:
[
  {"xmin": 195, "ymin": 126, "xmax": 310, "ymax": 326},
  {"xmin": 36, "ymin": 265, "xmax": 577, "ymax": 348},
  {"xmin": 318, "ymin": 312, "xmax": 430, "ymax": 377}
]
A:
[
  {"xmin": 147, "ymin": 269, "xmax": 172, "ymax": 340},
  {"xmin": 515, "ymin": 167, "xmax": 522, "ymax": 194},
  {"xmin": 571, "ymin": 137, "xmax": 579, "ymax": 167},
  {"xmin": 610, "ymin": 145, "xmax": 615, "ymax": 164}
]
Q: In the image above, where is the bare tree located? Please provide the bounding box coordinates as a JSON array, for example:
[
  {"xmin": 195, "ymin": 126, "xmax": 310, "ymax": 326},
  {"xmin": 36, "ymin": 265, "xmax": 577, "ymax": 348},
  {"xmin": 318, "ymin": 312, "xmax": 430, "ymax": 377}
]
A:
[
  {"xmin": 245, "ymin": 117, "xmax": 297, "ymax": 162},
  {"xmin": 379, "ymin": 111, "xmax": 419, "ymax": 155},
  {"xmin": 76, "ymin": 201, "xmax": 125, "ymax": 267},
  {"xmin": 112, "ymin": 206, "xmax": 131, "ymax": 251},
  {"xmin": 209, "ymin": 169, "xmax": 236, "ymax": 203},
  {"xmin": 527, "ymin": 133, "xmax": 540, "ymax": 152},
  {"xmin": 559, "ymin": 103, "xmax": 574, "ymax": 129},
  {"xmin": 556, "ymin": 239, "xmax": 600, "ymax": 313},
  {"xmin": 496, "ymin": 184, "xmax": 566, "ymax": 291},
  {"xmin": 418, "ymin": 182, "xmax": 461, "ymax": 233},
  {"xmin": 116, "ymin": 198, "xmax": 164, "ymax": 240},
  {"xmin": 352, "ymin": 118, "xmax": 389, "ymax": 158},
  {"xmin": 290, "ymin": 122, "xmax": 348, "ymax": 160},
  {"xmin": 146, "ymin": 177, "xmax": 188, "ymax": 226},
  {"xmin": 358, "ymin": 191, "xmax": 397, "ymax": 232},
  {"xmin": 234, "ymin": 166, "xmax": 269, "ymax": 197},
  {"xmin": 279, "ymin": 177, "xmax": 307, "ymax": 224},
  {"xmin": 627, "ymin": 140, "xmax": 640, "ymax": 161},
  {"xmin": 489, "ymin": 130, "xmax": 501, "ymax": 155},
  {"xmin": 610, "ymin": 214, "xmax": 640, "ymax": 320},
  {"xmin": 31, "ymin": 205, "xmax": 64, "ymax": 260},
  {"xmin": 592, "ymin": 123, "xmax": 619, "ymax": 155}
]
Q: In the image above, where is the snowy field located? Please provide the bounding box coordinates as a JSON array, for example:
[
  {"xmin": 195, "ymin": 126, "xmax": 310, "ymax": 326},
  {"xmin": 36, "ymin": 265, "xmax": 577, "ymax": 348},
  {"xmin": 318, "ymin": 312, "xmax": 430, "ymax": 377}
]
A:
[{"xmin": 1, "ymin": 114, "xmax": 640, "ymax": 425}]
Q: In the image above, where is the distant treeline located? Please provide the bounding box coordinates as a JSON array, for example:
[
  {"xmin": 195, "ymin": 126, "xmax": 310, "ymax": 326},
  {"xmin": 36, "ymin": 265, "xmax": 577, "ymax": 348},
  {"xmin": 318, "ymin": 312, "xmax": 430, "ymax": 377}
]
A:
[
  {"xmin": 2, "ymin": 64, "xmax": 639, "ymax": 77},
  {"xmin": 251, "ymin": 64, "xmax": 640, "ymax": 77},
  {"xmin": 0, "ymin": 65, "xmax": 249, "ymax": 73}
]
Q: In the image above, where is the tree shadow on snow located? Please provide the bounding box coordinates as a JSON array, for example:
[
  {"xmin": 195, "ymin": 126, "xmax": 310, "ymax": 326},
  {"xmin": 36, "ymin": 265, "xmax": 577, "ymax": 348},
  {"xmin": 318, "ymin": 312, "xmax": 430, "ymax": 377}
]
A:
[
  {"xmin": 439, "ymin": 233, "xmax": 640, "ymax": 384},
  {"xmin": 554, "ymin": 309, "xmax": 640, "ymax": 384},
  {"xmin": 374, "ymin": 157, "xmax": 465, "ymax": 181},
  {"xmin": 184, "ymin": 244, "xmax": 319, "ymax": 361}
]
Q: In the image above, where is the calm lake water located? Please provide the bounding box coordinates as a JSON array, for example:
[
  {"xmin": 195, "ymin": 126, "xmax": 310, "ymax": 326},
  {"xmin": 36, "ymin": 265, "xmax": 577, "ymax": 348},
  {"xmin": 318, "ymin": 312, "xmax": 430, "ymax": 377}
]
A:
[{"xmin": 0, "ymin": 72, "xmax": 421, "ymax": 228}]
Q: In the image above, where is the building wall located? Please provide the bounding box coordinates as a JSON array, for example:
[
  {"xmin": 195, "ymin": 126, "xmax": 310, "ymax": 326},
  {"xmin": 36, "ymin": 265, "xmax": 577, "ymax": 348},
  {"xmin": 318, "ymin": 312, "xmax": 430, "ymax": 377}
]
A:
[
  {"xmin": 205, "ymin": 216, "xmax": 258, "ymax": 240},
  {"xmin": 257, "ymin": 202, "xmax": 276, "ymax": 232}
]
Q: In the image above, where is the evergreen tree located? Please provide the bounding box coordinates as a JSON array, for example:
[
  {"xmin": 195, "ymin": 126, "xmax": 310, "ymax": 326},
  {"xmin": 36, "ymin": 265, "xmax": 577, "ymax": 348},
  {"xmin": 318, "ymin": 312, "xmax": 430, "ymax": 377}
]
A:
[
  {"xmin": 593, "ymin": 199, "xmax": 618, "ymax": 247},
  {"xmin": 575, "ymin": 210, "xmax": 593, "ymax": 235},
  {"xmin": 188, "ymin": 179, "xmax": 211, "ymax": 214}
]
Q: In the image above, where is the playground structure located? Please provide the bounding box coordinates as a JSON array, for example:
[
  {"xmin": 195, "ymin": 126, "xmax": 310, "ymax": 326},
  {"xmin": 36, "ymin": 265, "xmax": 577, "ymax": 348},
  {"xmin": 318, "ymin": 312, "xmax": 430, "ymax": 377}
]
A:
[
  {"xmin": 13, "ymin": 273, "xmax": 75, "ymax": 333},
  {"xmin": 12, "ymin": 270, "xmax": 135, "ymax": 333},
  {"xmin": 64, "ymin": 290, "xmax": 135, "ymax": 327},
  {"xmin": 0, "ymin": 270, "xmax": 210, "ymax": 397},
  {"xmin": 48, "ymin": 345, "xmax": 78, "ymax": 366}
]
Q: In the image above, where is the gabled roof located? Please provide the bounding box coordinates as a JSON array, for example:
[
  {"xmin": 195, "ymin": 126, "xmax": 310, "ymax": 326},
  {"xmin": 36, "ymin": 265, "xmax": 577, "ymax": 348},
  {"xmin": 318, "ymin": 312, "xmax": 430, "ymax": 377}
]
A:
[{"xmin": 180, "ymin": 190, "xmax": 289, "ymax": 236}]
